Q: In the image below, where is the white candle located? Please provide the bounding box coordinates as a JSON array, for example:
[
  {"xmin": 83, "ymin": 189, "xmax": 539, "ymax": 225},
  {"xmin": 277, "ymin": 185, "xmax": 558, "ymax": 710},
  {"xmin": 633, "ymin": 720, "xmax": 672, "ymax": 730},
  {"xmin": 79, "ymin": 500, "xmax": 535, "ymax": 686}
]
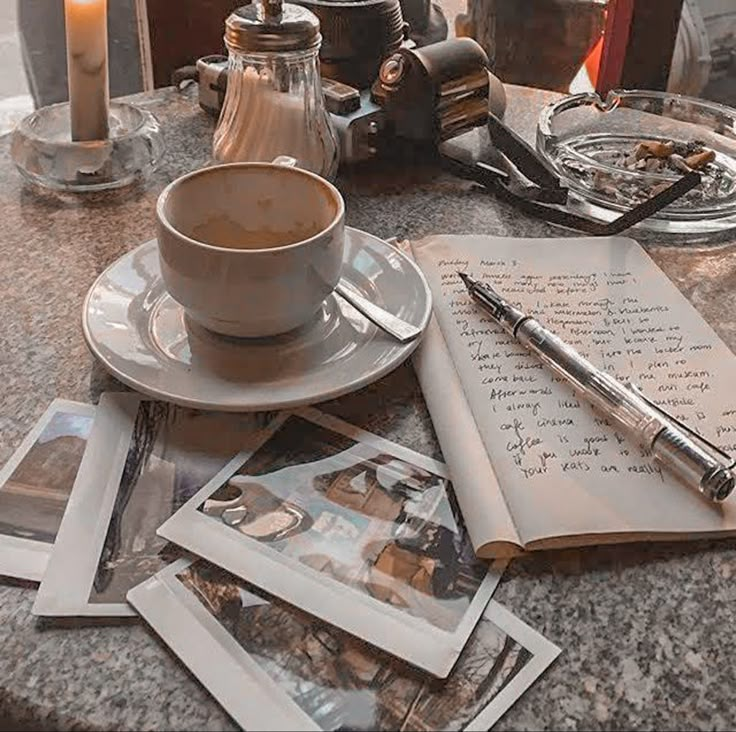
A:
[{"xmin": 64, "ymin": 0, "xmax": 109, "ymax": 141}]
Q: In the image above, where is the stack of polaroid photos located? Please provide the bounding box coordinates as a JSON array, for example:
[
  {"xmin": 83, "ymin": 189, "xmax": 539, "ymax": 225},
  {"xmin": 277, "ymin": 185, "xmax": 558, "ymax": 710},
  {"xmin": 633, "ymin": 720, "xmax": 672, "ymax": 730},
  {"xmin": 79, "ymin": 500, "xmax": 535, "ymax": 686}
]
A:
[{"xmin": 1, "ymin": 392, "xmax": 561, "ymax": 731}]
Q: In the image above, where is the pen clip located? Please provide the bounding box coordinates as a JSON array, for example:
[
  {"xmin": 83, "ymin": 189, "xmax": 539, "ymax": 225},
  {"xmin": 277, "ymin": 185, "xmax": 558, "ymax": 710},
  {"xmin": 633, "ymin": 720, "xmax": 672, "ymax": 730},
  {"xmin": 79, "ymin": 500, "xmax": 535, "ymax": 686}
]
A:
[{"xmin": 628, "ymin": 383, "xmax": 736, "ymax": 468}]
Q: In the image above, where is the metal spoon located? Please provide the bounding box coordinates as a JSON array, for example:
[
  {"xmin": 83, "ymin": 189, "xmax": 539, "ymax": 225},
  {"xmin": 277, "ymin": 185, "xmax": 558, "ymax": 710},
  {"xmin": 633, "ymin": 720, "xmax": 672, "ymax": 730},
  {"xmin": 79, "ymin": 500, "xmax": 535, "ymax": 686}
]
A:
[{"xmin": 334, "ymin": 281, "xmax": 423, "ymax": 343}]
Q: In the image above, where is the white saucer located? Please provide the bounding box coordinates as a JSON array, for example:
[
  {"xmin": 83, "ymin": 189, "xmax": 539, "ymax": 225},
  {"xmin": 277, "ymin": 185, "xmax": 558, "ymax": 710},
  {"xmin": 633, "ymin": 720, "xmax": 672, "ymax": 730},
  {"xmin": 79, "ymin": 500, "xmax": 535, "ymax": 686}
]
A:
[{"xmin": 83, "ymin": 228, "xmax": 432, "ymax": 411}]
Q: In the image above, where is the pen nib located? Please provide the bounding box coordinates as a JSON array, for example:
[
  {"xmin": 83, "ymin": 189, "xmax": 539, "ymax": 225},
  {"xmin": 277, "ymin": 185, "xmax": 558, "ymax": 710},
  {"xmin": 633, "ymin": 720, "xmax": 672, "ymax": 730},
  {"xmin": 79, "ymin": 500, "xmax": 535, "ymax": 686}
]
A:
[{"xmin": 458, "ymin": 271, "xmax": 476, "ymax": 290}]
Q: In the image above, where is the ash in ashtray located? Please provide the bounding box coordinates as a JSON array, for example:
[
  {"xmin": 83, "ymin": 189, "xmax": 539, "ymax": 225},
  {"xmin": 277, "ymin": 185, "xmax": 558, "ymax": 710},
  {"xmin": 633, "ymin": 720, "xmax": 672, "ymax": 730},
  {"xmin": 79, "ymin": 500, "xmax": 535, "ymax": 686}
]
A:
[
  {"xmin": 560, "ymin": 136, "xmax": 736, "ymax": 210},
  {"xmin": 593, "ymin": 139, "xmax": 716, "ymax": 196}
]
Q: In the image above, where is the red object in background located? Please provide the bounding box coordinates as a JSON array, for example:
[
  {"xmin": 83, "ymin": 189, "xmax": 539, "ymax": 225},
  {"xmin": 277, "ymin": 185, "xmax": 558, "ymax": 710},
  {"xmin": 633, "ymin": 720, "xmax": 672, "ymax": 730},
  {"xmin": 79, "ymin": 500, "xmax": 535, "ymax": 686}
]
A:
[
  {"xmin": 596, "ymin": 0, "xmax": 635, "ymax": 96},
  {"xmin": 596, "ymin": 0, "xmax": 683, "ymax": 96},
  {"xmin": 595, "ymin": 0, "xmax": 684, "ymax": 96}
]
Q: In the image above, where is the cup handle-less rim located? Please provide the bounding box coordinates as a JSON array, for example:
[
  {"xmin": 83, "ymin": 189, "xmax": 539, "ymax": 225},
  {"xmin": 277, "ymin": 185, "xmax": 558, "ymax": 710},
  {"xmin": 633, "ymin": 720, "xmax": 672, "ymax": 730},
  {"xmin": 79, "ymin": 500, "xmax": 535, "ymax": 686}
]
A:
[{"xmin": 156, "ymin": 160, "xmax": 345, "ymax": 255}]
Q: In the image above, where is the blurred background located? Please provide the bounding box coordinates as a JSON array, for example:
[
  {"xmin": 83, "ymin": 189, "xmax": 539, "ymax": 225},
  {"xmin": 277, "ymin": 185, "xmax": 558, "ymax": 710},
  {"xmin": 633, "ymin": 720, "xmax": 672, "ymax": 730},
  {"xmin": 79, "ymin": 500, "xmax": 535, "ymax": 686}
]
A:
[
  {"xmin": 0, "ymin": 3, "xmax": 32, "ymax": 134},
  {"xmin": 2, "ymin": 0, "xmax": 734, "ymax": 134}
]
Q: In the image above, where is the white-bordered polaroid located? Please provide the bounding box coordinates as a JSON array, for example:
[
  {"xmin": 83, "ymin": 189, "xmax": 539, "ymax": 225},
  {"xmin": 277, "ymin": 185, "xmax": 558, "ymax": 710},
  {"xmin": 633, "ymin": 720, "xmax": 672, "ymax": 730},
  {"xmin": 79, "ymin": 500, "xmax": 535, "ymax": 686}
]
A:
[
  {"xmin": 129, "ymin": 558, "xmax": 560, "ymax": 731},
  {"xmin": 0, "ymin": 399, "xmax": 96, "ymax": 582},
  {"xmin": 158, "ymin": 407, "xmax": 505, "ymax": 677},
  {"xmin": 33, "ymin": 392, "xmax": 272, "ymax": 617}
]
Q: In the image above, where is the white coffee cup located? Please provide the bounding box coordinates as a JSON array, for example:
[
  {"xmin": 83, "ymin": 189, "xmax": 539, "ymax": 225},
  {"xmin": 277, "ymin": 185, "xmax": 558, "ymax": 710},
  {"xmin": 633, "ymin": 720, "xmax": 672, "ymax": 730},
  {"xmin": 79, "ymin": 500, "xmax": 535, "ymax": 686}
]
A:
[{"xmin": 156, "ymin": 159, "xmax": 345, "ymax": 338}]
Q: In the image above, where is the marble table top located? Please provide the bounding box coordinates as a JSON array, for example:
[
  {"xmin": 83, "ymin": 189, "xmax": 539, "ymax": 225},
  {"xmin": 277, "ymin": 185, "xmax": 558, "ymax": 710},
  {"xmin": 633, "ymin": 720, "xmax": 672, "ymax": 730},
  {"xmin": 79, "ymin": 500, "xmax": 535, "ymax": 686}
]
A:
[{"xmin": 2, "ymin": 83, "xmax": 736, "ymax": 731}]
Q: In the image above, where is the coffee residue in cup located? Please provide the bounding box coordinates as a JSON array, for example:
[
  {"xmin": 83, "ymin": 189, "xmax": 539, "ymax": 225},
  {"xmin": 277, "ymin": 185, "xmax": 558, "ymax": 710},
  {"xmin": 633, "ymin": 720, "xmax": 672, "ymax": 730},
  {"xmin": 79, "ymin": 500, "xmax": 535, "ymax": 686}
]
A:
[{"xmin": 191, "ymin": 213, "xmax": 323, "ymax": 250}]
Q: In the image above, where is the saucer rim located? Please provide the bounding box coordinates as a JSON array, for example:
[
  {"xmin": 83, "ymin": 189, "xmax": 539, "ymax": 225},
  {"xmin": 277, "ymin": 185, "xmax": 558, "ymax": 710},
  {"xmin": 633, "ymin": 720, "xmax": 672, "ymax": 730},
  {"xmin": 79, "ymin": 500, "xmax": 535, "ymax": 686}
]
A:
[{"xmin": 82, "ymin": 228, "xmax": 432, "ymax": 411}]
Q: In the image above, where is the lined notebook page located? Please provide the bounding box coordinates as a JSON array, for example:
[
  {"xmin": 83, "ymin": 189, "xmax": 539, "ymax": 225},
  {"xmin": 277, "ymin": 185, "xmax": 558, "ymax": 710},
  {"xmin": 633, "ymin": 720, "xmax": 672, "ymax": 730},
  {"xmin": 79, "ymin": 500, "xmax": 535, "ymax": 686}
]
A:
[
  {"xmin": 412, "ymin": 236, "xmax": 736, "ymax": 548},
  {"xmin": 414, "ymin": 315, "xmax": 522, "ymax": 557}
]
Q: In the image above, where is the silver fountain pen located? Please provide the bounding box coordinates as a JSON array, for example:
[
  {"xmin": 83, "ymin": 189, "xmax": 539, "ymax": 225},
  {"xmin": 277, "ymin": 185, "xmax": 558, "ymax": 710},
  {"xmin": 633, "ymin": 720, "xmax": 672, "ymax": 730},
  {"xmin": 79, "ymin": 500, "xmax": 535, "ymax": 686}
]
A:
[{"xmin": 458, "ymin": 272, "xmax": 735, "ymax": 502}]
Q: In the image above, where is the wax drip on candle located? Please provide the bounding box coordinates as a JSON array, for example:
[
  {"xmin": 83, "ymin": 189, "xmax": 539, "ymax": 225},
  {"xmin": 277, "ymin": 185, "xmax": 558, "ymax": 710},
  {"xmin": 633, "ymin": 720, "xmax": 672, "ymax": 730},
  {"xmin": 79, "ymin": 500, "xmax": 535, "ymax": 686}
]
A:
[{"xmin": 64, "ymin": 0, "xmax": 110, "ymax": 141}]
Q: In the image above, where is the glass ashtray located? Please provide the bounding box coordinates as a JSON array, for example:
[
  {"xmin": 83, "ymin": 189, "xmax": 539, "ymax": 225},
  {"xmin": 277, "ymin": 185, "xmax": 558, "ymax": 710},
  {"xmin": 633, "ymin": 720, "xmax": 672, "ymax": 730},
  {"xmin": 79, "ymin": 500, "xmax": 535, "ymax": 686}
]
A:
[
  {"xmin": 537, "ymin": 90, "xmax": 736, "ymax": 234},
  {"xmin": 11, "ymin": 101, "xmax": 165, "ymax": 192}
]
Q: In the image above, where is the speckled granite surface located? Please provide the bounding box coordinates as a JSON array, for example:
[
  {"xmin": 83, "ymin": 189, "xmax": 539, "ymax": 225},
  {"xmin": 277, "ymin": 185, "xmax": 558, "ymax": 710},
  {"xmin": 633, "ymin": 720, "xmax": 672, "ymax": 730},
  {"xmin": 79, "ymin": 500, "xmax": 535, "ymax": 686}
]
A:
[{"xmin": 2, "ymin": 84, "xmax": 736, "ymax": 731}]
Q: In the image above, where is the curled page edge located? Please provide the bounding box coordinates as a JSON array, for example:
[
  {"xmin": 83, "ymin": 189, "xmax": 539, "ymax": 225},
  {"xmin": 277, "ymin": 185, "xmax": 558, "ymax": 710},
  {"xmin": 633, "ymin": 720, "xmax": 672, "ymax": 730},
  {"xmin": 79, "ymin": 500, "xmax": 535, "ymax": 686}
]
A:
[{"xmin": 403, "ymin": 238, "xmax": 523, "ymax": 559}]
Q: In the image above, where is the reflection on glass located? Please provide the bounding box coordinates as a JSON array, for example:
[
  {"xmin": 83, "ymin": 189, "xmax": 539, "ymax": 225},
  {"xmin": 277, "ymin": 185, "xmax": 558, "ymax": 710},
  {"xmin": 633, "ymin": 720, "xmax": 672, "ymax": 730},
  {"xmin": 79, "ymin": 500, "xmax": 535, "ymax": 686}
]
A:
[
  {"xmin": 203, "ymin": 477, "xmax": 313, "ymax": 541},
  {"xmin": 199, "ymin": 415, "xmax": 488, "ymax": 632}
]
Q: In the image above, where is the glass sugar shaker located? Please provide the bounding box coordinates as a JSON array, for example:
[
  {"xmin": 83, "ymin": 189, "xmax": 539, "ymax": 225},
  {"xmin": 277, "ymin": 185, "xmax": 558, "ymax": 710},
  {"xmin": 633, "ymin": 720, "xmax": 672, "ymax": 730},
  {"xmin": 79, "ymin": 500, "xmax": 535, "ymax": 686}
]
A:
[{"xmin": 214, "ymin": 0, "xmax": 339, "ymax": 179}]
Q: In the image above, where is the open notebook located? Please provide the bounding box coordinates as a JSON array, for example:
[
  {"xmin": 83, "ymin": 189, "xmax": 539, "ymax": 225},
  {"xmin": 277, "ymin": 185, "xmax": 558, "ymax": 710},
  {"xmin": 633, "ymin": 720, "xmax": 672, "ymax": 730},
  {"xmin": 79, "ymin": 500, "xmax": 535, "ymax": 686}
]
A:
[{"xmin": 411, "ymin": 235, "xmax": 736, "ymax": 558}]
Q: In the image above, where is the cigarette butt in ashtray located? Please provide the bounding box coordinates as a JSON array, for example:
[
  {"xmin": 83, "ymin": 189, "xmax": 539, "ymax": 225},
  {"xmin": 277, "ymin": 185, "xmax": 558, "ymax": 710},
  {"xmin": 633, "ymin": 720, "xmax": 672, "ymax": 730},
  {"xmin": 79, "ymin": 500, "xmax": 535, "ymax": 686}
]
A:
[
  {"xmin": 685, "ymin": 149, "xmax": 715, "ymax": 170},
  {"xmin": 635, "ymin": 140, "xmax": 675, "ymax": 159}
]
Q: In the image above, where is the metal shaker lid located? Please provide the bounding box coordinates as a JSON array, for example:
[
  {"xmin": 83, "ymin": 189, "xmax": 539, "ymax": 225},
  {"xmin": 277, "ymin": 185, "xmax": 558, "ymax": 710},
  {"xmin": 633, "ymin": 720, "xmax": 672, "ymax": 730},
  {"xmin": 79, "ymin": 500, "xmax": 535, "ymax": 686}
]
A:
[{"xmin": 225, "ymin": 1, "xmax": 322, "ymax": 53}]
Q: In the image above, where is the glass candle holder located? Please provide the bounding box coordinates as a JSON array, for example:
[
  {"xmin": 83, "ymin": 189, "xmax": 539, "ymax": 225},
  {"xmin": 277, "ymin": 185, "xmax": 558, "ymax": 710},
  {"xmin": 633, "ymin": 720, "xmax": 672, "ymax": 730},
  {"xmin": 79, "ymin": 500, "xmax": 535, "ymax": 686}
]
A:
[{"xmin": 11, "ymin": 101, "xmax": 165, "ymax": 193}]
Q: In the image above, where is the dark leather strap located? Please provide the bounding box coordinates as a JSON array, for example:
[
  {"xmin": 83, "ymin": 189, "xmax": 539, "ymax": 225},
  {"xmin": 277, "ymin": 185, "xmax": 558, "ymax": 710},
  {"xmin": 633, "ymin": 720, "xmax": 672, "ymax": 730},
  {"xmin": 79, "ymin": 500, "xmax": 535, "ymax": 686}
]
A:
[{"xmin": 441, "ymin": 152, "xmax": 702, "ymax": 236}]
